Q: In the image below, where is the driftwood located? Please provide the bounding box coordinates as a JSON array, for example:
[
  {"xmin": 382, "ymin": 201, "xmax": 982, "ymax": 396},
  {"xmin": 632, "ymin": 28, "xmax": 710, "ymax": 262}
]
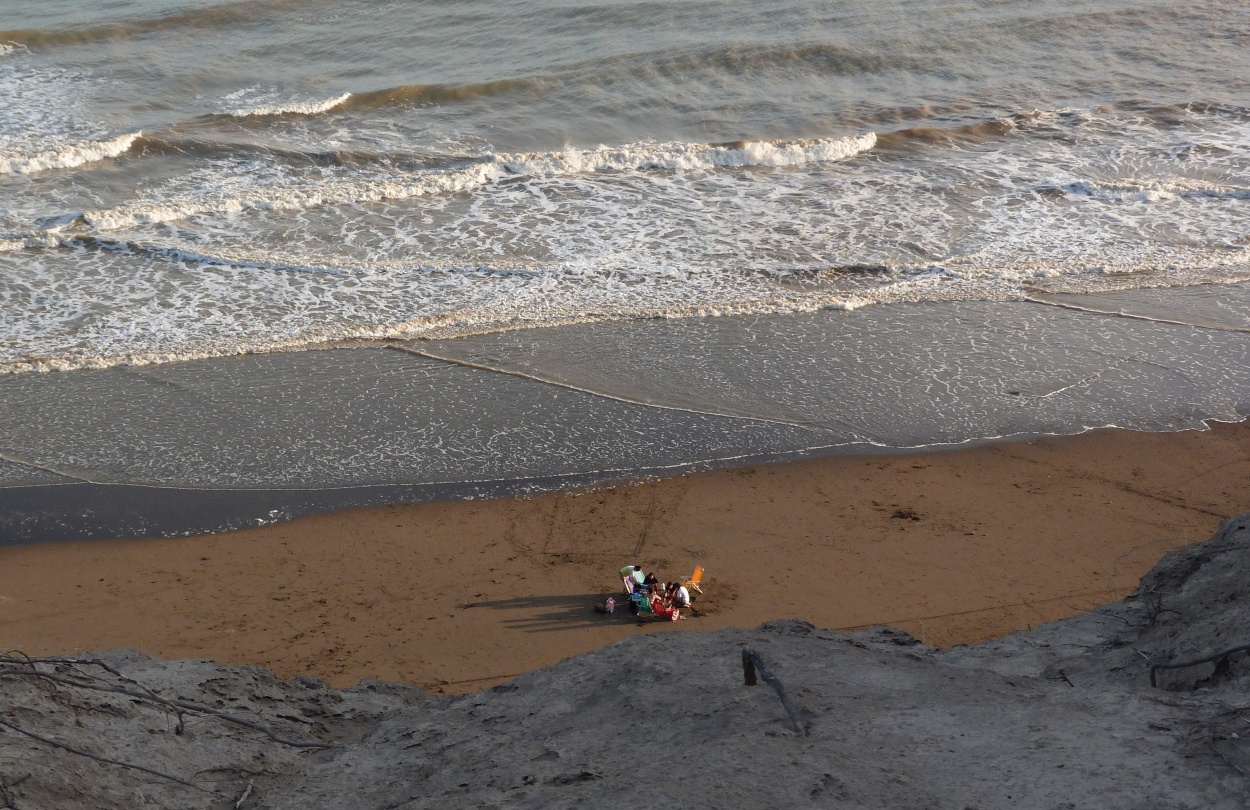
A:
[
  {"xmin": 741, "ymin": 647, "xmax": 805, "ymax": 737},
  {"xmin": 1148, "ymin": 643, "xmax": 1250, "ymax": 687}
]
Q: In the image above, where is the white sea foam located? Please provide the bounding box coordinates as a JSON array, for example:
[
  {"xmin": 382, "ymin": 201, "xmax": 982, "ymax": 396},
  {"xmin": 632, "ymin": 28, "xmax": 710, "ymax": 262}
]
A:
[
  {"xmin": 78, "ymin": 133, "xmax": 876, "ymax": 229},
  {"xmin": 80, "ymin": 159, "xmax": 505, "ymax": 229},
  {"xmin": 6, "ymin": 105, "xmax": 1250, "ymax": 376},
  {"xmin": 497, "ymin": 133, "xmax": 877, "ymax": 174},
  {"xmin": 227, "ymin": 92, "xmax": 353, "ymax": 118},
  {"xmin": 0, "ymin": 131, "xmax": 140, "ymax": 174},
  {"xmin": 1037, "ymin": 178, "xmax": 1250, "ymax": 203}
]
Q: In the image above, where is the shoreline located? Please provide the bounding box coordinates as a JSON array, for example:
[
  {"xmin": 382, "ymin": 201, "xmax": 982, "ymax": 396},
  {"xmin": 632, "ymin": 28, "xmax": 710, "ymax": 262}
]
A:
[
  {"xmin": 2, "ymin": 419, "xmax": 1249, "ymax": 692},
  {"xmin": 3, "ymin": 416, "xmax": 1242, "ymax": 545}
]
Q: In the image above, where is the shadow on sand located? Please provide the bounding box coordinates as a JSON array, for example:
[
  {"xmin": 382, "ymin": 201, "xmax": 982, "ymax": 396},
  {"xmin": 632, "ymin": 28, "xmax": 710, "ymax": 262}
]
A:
[{"xmin": 463, "ymin": 593, "xmax": 641, "ymax": 633}]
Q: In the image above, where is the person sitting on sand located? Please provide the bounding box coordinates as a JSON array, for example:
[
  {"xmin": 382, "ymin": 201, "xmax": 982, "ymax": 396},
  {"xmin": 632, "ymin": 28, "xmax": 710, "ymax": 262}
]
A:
[
  {"xmin": 672, "ymin": 582, "xmax": 692, "ymax": 610},
  {"xmin": 642, "ymin": 572, "xmax": 659, "ymax": 594},
  {"xmin": 650, "ymin": 593, "xmax": 679, "ymax": 621}
]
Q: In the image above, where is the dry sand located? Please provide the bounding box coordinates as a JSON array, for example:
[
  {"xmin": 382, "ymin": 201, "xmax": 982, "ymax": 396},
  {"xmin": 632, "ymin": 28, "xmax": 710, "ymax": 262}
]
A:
[{"xmin": 2, "ymin": 420, "xmax": 1249, "ymax": 693}]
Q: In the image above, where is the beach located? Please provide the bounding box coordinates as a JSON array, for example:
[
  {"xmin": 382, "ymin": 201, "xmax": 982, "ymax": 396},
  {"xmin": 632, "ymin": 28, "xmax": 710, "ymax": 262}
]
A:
[
  {"xmin": 6, "ymin": 2, "xmax": 1250, "ymax": 805},
  {"xmin": 3, "ymin": 419, "xmax": 1247, "ymax": 693}
]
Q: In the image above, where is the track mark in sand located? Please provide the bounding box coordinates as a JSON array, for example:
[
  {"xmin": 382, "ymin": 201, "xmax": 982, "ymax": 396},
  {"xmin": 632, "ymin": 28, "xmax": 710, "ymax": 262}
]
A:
[
  {"xmin": 541, "ymin": 495, "xmax": 560, "ymax": 557},
  {"xmin": 1172, "ymin": 456, "xmax": 1250, "ymax": 489},
  {"xmin": 632, "ymin": 477, "xmax": 689, "ymax": 560},
  {"xmin": 993, "ymin": 444, "xmax": 1236, "ymax": 519},
  {"xmin": 834, "ymin": 585, "xmax": 1134, "ymax": 634},
  {"xmin": 1112, "ymin": 482, "xmax": 1227, "ymax": 518},
  {"xmin": 632, "ymin": 490, "xmax": 659, "ymax": 559},
  {"xmin": 499, "ymin": 502, "xmax": 540, "ymax": 565}
]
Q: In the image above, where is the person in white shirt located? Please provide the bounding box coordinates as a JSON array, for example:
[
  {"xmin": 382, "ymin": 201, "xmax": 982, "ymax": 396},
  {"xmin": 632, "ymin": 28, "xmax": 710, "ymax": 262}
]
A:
[{"xmin": 672, "ymin": 583, "xmax": 691, "ymax": 609}]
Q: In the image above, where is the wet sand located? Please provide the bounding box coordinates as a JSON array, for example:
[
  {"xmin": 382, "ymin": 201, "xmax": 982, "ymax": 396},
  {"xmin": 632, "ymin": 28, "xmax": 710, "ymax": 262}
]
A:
[{"xmin": 2, "ymin": 421, "xmax": 1249, "ymax": 693}]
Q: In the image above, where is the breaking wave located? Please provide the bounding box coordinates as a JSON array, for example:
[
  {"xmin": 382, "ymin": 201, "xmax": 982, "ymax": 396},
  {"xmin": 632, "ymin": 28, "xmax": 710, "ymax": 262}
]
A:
[
  {"xmin": 226, "ymin": 92, "xmax": 353, "ymax": 118},
  {"xmin": 0, "ymin": 132, "xmax": 141, "ymax": 174},
  {"xmin": 75, "ymin": 132, "xmax": 877, "ymax": 229}
]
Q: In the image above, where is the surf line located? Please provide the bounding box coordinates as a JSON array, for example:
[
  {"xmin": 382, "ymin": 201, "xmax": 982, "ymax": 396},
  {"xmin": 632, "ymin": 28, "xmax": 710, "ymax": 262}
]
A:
[
  {"xmin": 380, "ymin": 341, "xmax": 853, "ymax": 436},
  {"xmin": 1024, "ymin": 295, "xmax": 1250, "ymax": 335},
  {"xmin": 0, "ymin": 449, "xmax": 91, "ymax": 485}
]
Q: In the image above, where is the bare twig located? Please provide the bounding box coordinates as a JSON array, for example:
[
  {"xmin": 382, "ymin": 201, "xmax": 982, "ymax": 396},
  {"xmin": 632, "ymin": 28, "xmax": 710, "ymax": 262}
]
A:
[
  {"xmin": 0, "ymin": 656, "xmax": 165, "ymax": 700},
  {"xmin": 0, "ymin": 668, "xmax": 334, "ymax": 750},
  {"xmin": 2, "ymin": 658, "xmax": 187, "ymax": 733},
  {"xmin": 741, "ymin": 647, "xmax": 805, "ymax": 737},
  {"xmin": 0, "ymin": 717, "xmax": 216, "ymax": 796},
  {"xmin": 1140, "ymin": 594, "xmax": 1181, "ymax": 627},
  {"xmin": 193, "ymin": 766, "xmax": 272, "ymax": 779},
  {"xmin": 234, "ymin": 779, "xmax": 254, "ymax": 808}
]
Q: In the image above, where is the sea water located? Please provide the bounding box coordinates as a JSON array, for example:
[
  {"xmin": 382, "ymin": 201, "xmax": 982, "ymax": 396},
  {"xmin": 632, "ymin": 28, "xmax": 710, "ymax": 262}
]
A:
[{"xmin": 2, "ymin": 0, "xmax": 1249, "ymax": 536}]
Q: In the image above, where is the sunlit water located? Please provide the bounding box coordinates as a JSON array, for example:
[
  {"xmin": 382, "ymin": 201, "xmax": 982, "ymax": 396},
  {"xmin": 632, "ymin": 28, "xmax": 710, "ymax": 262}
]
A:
[{"xmin": 2, "ymin": 0, "xmax": 1250, "ymax": 520}]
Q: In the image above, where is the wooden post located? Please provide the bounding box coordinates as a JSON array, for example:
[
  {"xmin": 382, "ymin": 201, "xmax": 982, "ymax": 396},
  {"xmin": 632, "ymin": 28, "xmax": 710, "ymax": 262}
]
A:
[{"xmin": 741, "ymin": 646, "xmax": 804, "ymax": 736}]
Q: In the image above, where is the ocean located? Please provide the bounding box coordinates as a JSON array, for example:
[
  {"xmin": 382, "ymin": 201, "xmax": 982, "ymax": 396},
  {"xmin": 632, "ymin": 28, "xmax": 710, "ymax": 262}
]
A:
[{"xmin": 2, "ymin": 0, "xmax": 1249, "ymax": 540}]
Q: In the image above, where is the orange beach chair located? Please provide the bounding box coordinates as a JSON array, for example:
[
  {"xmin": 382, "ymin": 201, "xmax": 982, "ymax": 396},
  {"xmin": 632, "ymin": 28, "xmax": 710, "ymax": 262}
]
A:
[{"xmin": 682, "ymin": 566, "xmax": 704, "ymax": 594}]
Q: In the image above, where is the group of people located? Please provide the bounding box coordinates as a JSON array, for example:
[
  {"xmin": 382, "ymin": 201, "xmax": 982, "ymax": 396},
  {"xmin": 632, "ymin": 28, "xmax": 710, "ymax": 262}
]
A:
[
  {"xmin": 594, "ymin": 564, "xmax": 695, "ymax": 619},
  {"xmin": 620, "ymin": 564, "xmax": 691, "ymax": 619}
]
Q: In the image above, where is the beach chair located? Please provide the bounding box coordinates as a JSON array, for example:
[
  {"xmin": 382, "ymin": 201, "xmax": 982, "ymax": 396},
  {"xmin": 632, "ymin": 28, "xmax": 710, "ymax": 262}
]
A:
[
  {"xmin": 682, "ymin": 566, "xmax": 704, "ymax": 594},
  {"xmin": 632, "ymin": 593, "xmax": 680, "ymax": 622}
]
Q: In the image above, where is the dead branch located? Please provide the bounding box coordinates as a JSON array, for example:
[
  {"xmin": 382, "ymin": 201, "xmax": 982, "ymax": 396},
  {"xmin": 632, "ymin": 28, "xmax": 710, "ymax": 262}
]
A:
[
  {"xmin": 1, "ymin": 656, "xmax": 168, "ymax": 702},
  {"xmin": 1147, "ymin": 643, "xmax": 1250, "ymax": 687},
  {"xmin": 0, "ymin": 717, "xmax": 217, "ymax": 796},
  {"xmin": 741, "ymin": 647, "xmax": 805, "ymax": 737},
  {"xmin": 1140, "ymin": 594, "xmax": 1181, "ymax": 627},
  {"xmin": 0, "ymin": 667, "xmax": 334, "ymax": 750}
]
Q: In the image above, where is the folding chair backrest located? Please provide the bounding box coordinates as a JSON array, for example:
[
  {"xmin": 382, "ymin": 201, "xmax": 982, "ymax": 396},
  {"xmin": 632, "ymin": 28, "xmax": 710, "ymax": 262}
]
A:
[{"xmin": 684, "ymin": 566, "xmax": 704, "ymax": 591}]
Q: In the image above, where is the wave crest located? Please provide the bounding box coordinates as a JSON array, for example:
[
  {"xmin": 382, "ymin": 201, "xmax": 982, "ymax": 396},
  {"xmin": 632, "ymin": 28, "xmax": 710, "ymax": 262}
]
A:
[
  {"xmin": 497, "ymin": 133, "xmax": 877, "ymax": 174},
  {"xmin": 227, "ymin": 92, "xmax": 353, "ymax": 118},
  {"xmin": 0, "ymin": 132, "xmax": 140, "ymax": 174},
  {"xmin": 78, "ymin": 133, "xmax": 875, "ymax": 229}
]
